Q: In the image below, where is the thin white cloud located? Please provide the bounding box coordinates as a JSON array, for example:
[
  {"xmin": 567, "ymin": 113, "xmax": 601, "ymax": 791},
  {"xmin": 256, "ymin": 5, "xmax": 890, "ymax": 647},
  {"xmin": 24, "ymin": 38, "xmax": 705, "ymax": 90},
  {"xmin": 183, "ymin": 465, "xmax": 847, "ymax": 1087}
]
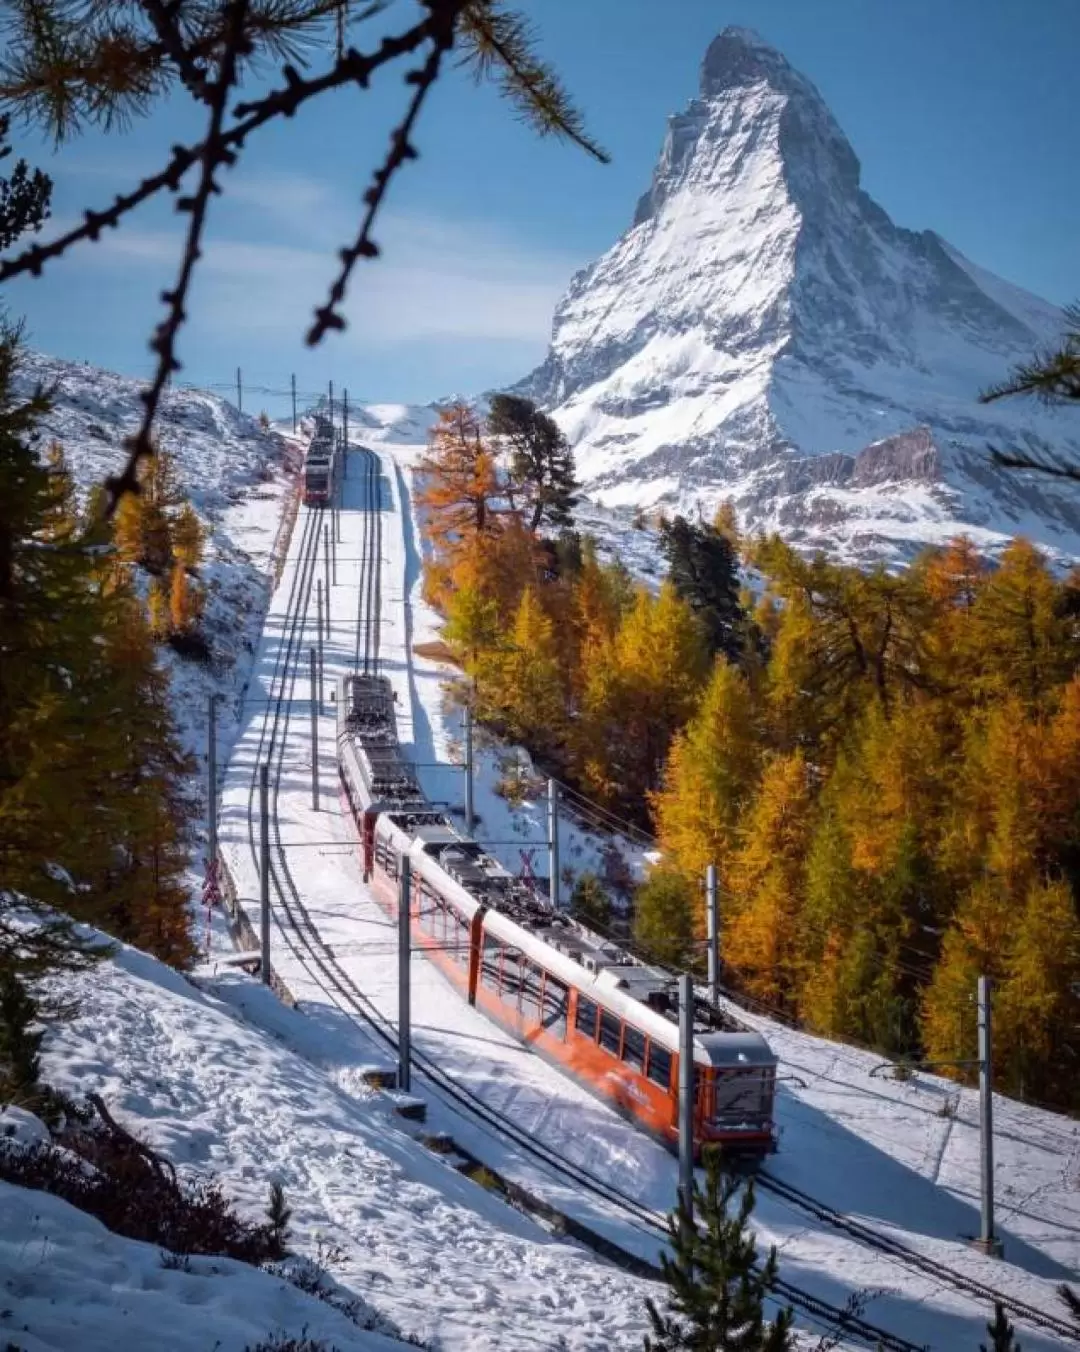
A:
[{"xmin": 44, "ymin": 184, "xmax": 579, "ymax": 347}]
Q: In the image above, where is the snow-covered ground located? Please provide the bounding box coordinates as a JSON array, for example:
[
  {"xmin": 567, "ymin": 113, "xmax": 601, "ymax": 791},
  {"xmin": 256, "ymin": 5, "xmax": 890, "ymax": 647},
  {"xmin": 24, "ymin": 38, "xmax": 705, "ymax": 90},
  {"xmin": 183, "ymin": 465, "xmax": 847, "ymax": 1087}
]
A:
[
  {"xmin": 211, "ymin": 422, "xmax": 1080, "ymax": 1350},
  {"xmin": 5, "ymin": 939, "xmax": 643, "ymax": 1351},
  {"xmin": 10, "ymin": 374, "xmax": 1080, "ymax": 1349}
]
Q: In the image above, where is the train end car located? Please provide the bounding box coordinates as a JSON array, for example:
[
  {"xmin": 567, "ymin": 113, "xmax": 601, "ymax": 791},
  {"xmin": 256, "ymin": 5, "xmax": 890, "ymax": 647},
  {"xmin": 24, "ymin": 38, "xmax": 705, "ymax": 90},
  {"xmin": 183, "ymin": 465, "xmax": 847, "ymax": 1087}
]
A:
[{"xmin": 302, "ymin": 413, "xmax": 339, "ymax": 507}]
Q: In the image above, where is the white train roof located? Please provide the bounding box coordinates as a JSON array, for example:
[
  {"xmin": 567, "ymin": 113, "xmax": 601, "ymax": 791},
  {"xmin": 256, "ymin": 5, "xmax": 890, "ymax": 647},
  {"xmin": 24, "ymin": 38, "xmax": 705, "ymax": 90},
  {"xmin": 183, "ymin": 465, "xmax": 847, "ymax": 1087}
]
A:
[{"xmin": 339, "ymin": 672, "xmax": 776, "ymax": 1072}]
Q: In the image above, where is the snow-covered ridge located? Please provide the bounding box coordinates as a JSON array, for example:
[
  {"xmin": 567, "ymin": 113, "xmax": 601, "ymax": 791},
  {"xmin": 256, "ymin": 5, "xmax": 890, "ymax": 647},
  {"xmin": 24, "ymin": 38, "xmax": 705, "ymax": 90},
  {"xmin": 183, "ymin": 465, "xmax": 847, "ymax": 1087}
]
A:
[{"xmin": 520, "ymin": 26, "xmax": 1080, "ymax": 566}]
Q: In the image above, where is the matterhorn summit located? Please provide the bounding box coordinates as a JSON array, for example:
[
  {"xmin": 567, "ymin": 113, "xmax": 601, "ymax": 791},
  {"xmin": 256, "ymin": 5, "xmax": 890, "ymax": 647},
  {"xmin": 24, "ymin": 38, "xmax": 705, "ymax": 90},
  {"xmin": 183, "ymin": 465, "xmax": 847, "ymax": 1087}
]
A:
[{"xmin": 522, "ymin": 27, "xmax": 1080, "ymax": 563}]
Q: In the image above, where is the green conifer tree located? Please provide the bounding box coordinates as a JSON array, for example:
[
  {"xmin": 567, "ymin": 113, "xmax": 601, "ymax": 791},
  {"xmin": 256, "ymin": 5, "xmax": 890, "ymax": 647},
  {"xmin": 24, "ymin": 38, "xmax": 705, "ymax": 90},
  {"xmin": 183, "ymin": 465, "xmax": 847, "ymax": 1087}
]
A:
[
  {"xmin": 0, "ymin": 969, "xmax": 43, "ymax": 1104},
  {"xmin": 487, "ymin": 393, "xmax": 578, "ymax": 534},
  {"xmin": 980, "ymin": 1302, "xmax": 1021, "ymax": 1352},
  {"xmin": 633, "ymin": 868, "xmax": 696, "ymax": 970},
  {"xmin": 659, "ymin": 515, "xmax": 747, "ymax": 663},
  {"xmin": 569, "ymin": 872, "xmax": 611, "ymax": 932},
  {"xmin": 644, "ymin": 1150, "xmax": 794, "ymax": 1351}
]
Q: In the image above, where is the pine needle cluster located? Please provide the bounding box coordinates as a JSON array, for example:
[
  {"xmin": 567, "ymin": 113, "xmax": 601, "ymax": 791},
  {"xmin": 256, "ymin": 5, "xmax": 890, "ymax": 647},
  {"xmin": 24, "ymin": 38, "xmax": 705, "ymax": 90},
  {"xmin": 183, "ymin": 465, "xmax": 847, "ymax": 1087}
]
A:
[
  {"xmin": 645, "ymin": 1151, "xmax": 794, "ymax": 1352},
  {"xmin": 983, "ymin": 302, "xmax": 1080, "ymax": 479}
]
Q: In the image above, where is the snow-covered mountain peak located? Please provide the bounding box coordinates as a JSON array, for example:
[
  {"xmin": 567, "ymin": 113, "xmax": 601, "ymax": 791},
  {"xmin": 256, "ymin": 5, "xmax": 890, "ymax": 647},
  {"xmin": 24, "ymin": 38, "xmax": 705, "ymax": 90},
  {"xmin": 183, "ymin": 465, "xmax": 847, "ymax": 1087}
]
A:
[{"xmin": 522, "ymin": 29, "xmax": 1080, "ymax": 566}]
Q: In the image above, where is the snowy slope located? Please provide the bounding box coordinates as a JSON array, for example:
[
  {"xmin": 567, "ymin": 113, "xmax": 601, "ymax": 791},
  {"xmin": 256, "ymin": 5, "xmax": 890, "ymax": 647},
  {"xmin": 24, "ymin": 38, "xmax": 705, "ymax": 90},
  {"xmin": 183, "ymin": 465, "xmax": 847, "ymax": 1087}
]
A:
[
  {"xmin": 5, "ymin": 938, "xmax": 649, "ymax": 1350},
  {"xmin": 210, "ymin": 429, "xmax": 1080, "ymax": 1350},
  {"xmin": 13, "ymin": 351, "xmax": 301, "ymax": 916},
  {"xmin": 519, "ymin": 27, "xmax": 1080, "ymax": 566},
  {"xmin": 1, "ymin": 1171, "xmax": 404, "ymax": 1352}
]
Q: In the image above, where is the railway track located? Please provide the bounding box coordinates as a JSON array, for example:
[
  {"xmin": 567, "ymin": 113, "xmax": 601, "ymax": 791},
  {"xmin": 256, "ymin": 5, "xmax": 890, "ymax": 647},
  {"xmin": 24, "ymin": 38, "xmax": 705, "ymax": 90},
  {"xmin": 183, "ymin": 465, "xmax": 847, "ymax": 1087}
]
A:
[
  {"xmin": 237, "ymin": 441, "xmax": 932, "ymax": 1352},
  {"xmin": 757, "ymin": 1169, "xmax": 1080, "ymax": 1345}
]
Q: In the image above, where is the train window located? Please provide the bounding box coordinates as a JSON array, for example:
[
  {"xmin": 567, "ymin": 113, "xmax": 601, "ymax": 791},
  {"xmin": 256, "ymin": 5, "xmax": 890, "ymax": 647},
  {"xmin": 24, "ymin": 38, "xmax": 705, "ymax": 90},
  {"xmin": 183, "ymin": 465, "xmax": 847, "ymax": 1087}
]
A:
[
  {"xmin": 599, "ymin": 1009, "xmax": 622, "ymax": 1057},
  {"xmin": 575, "ymin": 995, "xmax": 598, "ymax": 1040},
  {"xmin": 622, "ymin": 1025, "xmax": 645, "ymax": 1073},
  {"xmin": 521, "ymin": 963, "xmax": 543, "ymax": 1022},
  {"xmin": 647, "ymin": 1043, "xmax": 672, "ymax": 1090},
  {"xmin": 423, "ymin": 893, "xmax": 436, "ymax": 938},
  {"xmin": 501, "ymin": 949, "xmax": 523, "ymax": 1004},
  {"xmin": 449, "ymin": 908, "xmax": 469, "ymax": 965},
  {"xmin": 481, "ymin": 936, "xmax": 502, "ymax": 991},
  {"xmin": 542, "ymin": 978, "xmax": 568, "ymax": 1040}
]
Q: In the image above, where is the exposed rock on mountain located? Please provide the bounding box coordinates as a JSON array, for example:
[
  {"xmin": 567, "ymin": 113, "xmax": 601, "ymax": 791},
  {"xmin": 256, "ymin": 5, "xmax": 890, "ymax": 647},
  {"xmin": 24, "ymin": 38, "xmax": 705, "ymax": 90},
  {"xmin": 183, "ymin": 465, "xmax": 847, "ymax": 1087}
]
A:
[{"xmin": 522, "ymin": 27, "xmax": 1080, "ymax": 563}]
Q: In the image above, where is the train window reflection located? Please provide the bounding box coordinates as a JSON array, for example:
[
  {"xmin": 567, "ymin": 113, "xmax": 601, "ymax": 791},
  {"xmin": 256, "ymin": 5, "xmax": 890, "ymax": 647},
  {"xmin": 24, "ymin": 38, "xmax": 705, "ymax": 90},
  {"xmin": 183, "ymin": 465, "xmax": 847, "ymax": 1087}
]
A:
[
  {"xmin": 622, "ymin": 1025, "xmax": 645, "ymax": 1072},
  {"xmin": 542, "ymin": 978, "xmax": 568, "ymax": 1040},
  {"xmin": 575, "ymin": 995, "xmax": 598, "ymax": 1039},
  {"xmin": 647, "ymin": 1043, "xmax": 671, "ymax": 1089},
  {"xmin": 599, "ymin": 1009, "xmax": 621, "ymax": 1056}
]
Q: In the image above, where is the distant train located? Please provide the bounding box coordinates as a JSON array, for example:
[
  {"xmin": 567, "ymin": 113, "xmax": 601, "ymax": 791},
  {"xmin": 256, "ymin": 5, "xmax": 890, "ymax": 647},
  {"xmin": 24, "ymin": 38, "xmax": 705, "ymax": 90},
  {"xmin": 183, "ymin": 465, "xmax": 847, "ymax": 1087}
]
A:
[
  {"xmin": 303, "ymin": 413, "xmax": 340, "ymax": 507},
  {"xmin": 337, "ymin": 671, "xmax": 778, "ymax": 1157}
]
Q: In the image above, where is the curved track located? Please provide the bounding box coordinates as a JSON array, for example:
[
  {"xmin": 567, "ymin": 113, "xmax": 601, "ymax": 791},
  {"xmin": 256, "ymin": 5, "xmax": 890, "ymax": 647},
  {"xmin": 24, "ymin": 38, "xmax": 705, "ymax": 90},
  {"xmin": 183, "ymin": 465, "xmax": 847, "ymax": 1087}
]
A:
[{"xmin": 234, "ymin": 441, "xmax": 938, "ymax": 1352}]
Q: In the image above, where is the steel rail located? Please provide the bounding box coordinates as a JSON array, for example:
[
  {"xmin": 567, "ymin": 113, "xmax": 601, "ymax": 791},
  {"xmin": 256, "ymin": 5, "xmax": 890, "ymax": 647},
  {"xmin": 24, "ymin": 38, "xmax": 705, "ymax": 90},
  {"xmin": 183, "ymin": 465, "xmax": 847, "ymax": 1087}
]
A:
[{"xmin": 240, "ymin": 443, "xmax": 926, "ymax": 1352}]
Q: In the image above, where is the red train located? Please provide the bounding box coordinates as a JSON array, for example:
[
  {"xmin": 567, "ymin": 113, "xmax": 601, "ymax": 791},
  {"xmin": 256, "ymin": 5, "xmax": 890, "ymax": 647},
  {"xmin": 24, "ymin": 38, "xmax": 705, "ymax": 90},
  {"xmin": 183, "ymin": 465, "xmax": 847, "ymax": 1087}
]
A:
[
  {"xmin": 302, "ymin": 412, "xmax": 340, "ymax": 507},
  {"xmin": 337, "ymin": 673, "xmax": 777, "ymax": 1156}
]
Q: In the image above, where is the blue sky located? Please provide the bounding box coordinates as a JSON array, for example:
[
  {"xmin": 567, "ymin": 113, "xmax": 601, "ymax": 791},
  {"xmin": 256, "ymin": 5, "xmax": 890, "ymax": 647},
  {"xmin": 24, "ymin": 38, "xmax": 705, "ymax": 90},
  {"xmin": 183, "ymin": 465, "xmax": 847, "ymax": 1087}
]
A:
[{"xmin": 4, "ymin": 0, "xmax": 1077, "ymax": 411}]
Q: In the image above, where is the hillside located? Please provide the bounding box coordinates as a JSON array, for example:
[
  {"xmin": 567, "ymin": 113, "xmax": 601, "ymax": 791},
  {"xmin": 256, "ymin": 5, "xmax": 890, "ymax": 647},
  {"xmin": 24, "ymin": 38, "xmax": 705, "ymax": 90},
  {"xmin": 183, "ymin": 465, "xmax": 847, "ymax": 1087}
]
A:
[
  {"xmin": 11, "ymin": 350, "xmax": 300, "ymax": 883},
  {"xmin": 519, "ymin": 27, "xmax": 1080, "ymax": 566}
]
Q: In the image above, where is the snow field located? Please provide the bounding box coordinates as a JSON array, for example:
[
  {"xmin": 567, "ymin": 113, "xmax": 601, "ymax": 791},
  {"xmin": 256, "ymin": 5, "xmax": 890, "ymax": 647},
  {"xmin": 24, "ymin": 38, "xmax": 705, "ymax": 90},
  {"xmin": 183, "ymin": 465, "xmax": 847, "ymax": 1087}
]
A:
[{"xmin": 215, "ymin": 417, "xmax": 1080, "ymax": 1349}]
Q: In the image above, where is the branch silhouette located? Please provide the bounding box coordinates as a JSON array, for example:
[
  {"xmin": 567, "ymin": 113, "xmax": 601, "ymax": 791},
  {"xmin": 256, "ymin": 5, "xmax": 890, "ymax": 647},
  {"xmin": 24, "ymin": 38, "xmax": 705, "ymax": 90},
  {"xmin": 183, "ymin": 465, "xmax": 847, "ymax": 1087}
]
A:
[{"xmin": 0, "ymin": 0, "xmax": 605, "ymax": 510}]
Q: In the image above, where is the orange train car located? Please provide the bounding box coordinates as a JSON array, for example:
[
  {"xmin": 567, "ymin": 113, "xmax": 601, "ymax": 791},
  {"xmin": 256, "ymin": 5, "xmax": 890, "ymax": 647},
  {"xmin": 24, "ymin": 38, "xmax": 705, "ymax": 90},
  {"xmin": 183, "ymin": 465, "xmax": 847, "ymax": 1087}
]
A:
[{"xmin": 337, "ymin": 672, "xmax": 777, "ymax": 1156}]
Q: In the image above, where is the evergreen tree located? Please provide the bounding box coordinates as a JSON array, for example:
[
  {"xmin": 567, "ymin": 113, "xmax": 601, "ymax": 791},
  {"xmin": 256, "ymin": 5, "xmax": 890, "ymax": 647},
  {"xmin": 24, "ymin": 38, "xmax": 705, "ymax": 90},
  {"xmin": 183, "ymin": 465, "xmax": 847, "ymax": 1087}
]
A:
[
  {"xmin": 644, "ymin": 1150, "xmax": 794, "ymax": 1352},
  {"xmin": 580, "ymin": 583, "xmax": 709, "ymax": 814},
  {"xmin": 725, "ymin": 752, "xmax": 813, "ymax": 1010},
  {"xmin": 89, "ymin": 588, "xmax": 198, "ymax": 967},
  {"xmin": 168, "ymin": 561, "xmax": 203, "ymax": 636},
  {"xmin": 0, "ymin": 113, "xmax": 51, "ymax": 250},
  {"xmin": 148, "ymin": 576, "xmax": 170, "ymax": 639},
  {"xmin": 418, "ymin": 403, "xmax": 501, "ymax": 548},
  {"xmin": 569, "ymin": 872, "xmax": 611, "ymax": 932},
  {"xmin": 170, "ymin": 501, "xmax": 204, "ymax": 571},
  {"xmin": 968, "ymin": 539, "xmax": 1076, "ymax": 706},
  {"xmin": 659, "ymin": 515, "xmax": 747, "ymax": 663},
  {"xmin": 483, "ymin": 585, "xmax": 566, "ymax": 756},
  {"xmin": 0, "ymin": 325, "xmax": 116, "ymax": 975},
  {"xmin": 980, "ymin": 1302, "xmax": 1021, "ymax": 1352},
  {"xmin": 0, "ymin": 969, "xmax": 43, "ymax": 1104},
  {"xmin": 487, "ymin": 393, "xmax": 578, "ymax": 534},
  {"xmin": 266, "ymin": 1181, "xmax": 292, "ymax": 1257},
  {"xmin": 982, "ymin": 301, "xmax": 1079, "ymax": 478},
  {"xmin": 651, "ymin": 660, "xmax": 758, "ymax": 890},
  {"xmin": 633, "ymin": 868, "xmax": 696, "ymax": 969}
]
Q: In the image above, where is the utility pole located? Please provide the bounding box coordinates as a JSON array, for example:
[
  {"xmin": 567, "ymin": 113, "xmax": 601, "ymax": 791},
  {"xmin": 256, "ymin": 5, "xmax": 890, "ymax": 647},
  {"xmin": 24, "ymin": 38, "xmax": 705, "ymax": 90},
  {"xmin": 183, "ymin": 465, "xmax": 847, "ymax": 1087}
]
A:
[
  {"xmin": 259, "ymin": 763, "xmax": 270, "ymax": 984},
  {"xmin": 548, "ymin": 779, "xmax": 560, "ymax": 910},
  {"xmin": 290, "ymin": 373, "xmax": 297, "ymax": 433},
  {"xmin": 236, "ymin": 366, "xmax": 242, "ymax": 414},
  {"xmin": 331, "ymin": 510, "xmax": 337, "ymax": 582},
  {"xmin": 978, "ymin": 975, "xmax": 1001, "ymax": 1256},
  {"xmin": 678, "ymin": 971, "xmax": 695, "ymax": 1229},
  {"xmin": 706, "ymin": 863, "xmax": 719, "ymax": 1006},
  {"xmin": 310, "ymin": 647, "xmax": 319, "ymax": 812},
  {"xmin": 343, "ymin": 387, "xmax": 349, "ymax": 444},
  {"xmin": 464, "ymin": 703, "xmax": 475, "ymax": 836},
  {"xmin": 328, "ymin": 379, "xmax": 334, "ymax": 426},
  {"xmin": 316, "ymin": 579, "xmax": 325, "ymax": 711},
  {"xmin": 324, "ymin": 522, "xmax": 332, "ymax": 611},
  {"xmin": 207, "ymin": 694, "xmax": 218, "ymax": 867},
  {"xmin": 399, "ymin": 857, "xmax": 412, "ymax": 1092}
]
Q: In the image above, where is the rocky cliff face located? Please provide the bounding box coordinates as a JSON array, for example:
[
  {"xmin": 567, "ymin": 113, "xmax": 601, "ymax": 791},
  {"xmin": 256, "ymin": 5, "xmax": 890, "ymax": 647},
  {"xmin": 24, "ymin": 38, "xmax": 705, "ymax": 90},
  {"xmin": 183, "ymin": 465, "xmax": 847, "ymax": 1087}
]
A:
[{"xmin": 522, "ymin": 27, "xmax": 1080, "ymax": 564}]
